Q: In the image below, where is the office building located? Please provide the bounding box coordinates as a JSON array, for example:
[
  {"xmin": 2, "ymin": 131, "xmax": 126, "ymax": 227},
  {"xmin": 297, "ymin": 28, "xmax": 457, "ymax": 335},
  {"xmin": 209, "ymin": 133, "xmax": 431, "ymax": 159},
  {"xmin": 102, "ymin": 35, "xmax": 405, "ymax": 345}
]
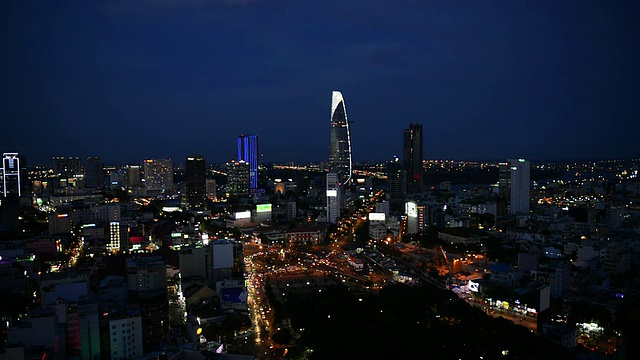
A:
[
  {"xmin": 183, "ymin": 155, "xmax": 207, "ymax": 210},
  {"xmin": 386, "ymin": 159, "xmax": 406, "ymax": 213},
  {"xmin": 126, "ymin": 256, "xmax": 169, "ymax": 351},
  {"xmin": 53, "ymin": 156, "xmax": 82, "ymax": 176},
  {"xmin": 226, "ymin": 160, "xmax": 250, "ymax": 198},
  {"xmin": 497, "ymin": 161, "xmax": 511, "ymax": 217},
  {"xmin": 143, "ymin": 159, "xmax": 174, "ymax": 196},
  {"xmin": 508, "ymin": 159, "xmax": 530, "ymax": 214},
  {"xmin": 206, "ymin": 178, "xmax": 217, "ymax": 200},
  {"xmin": 238, "ymin": 134, "xmax": 259, "ymax": 189},
  {"xmin": 403, "ymin": 123, "xmax": 423, "ymax": 192},
  {"xmin": 328, "ymin": 91, "xmax": 352, "ymax": 185},
  {"xmin": 326, "ymin": 172, "xmax": 341, "ymax": 223},
  {"xmin": 126, "ymin": 165, "xmax": 141, "ymax": 189},
  {"xmin": 2, "ymin": 153, "xmax": 21, "ymax": 197},
  {"xmin": 84, "ymin": 156, "xmax": 104, "ymax": 189}
]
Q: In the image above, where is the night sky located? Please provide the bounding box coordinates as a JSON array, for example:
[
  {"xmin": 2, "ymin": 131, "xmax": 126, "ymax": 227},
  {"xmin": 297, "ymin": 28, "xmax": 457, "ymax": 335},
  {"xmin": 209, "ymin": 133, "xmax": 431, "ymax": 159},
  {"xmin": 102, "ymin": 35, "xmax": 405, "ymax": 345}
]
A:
[{"xmin": 4, "ymin": 0, "xmax": 640, "ymax": 165}]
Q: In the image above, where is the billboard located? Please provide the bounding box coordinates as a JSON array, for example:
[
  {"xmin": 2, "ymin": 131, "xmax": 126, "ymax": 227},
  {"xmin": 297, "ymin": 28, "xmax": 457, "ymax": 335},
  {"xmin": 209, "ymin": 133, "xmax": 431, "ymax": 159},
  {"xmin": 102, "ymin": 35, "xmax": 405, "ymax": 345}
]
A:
[
  {"xmin": 326, "ymin": 189, "xmax": 338, "ymax": 197},
  {"xmin": 256, "ymin": 204, "xmax": 272, "ymax": 213},
  {"xmin": 235, "ymin": 211, "xmax": 251, "ymax": 220},
  {"xmin": 405, "ymin": 201, "xmax": 417, "ymax": 217},
  {"xmin": 468, "ymin": 280, "xmax": 479, "ymax": 293},
  {"xmin": 369, "ymin": 213, "xmax": 386, "ymax": 221},
  {"xmin": 220, "ymin": 287, "xmax": 248, "ymax": 304}
]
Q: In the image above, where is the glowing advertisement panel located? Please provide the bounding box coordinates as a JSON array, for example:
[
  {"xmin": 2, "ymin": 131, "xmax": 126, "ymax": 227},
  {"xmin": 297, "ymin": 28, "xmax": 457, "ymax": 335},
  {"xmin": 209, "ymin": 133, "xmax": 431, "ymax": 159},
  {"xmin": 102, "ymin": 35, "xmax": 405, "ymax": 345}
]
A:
[
  {"xmin": 235, "ymin": 211, "xmax": 251, "ymax": 220},
  {"xmin": 405, "ymin": 202, "xmax": 417, "ymax": 217},
  {"xmin": 256, "ymin": 204, "xmax": 272, "ymax": 213},
  {"xmin": 326, "ymin": 189, "xmax": 338, "ymax": 197},
  {"xmin": 468, "ymin": 280, "xmax": 479, "ymax": 293},
  {"xmin": 368, "ymin": 213, "xmax": 386, "ymax": 221}
]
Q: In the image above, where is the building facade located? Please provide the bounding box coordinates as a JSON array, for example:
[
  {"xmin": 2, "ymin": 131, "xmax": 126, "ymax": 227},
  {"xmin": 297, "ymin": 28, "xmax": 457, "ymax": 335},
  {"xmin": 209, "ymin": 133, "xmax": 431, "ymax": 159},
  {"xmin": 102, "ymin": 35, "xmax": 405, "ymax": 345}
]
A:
[
  {"xmin": 326, "ymin": 172, "xmax": 341, "ymax": 223},
  {"xmin": 508, "ymin": 159, "xmax": 530, "ymax": 214},
  {"xmin": 237, "ymin": 134, "xmax": 259, "ymax": 189},
  {"xmin": 143, "ymin": 159, "xmax": 174, "ymax": 196},
  {"xmin": 328, "ymin": 91, "xmax": 352, "ymax": 186},
  {"xmin": 403, "ymin": 123, "xmax": 423, "ymax": 193},
  {"xmin": 183, "ymin": 155, "xmax": 207, "ymax": 210}
]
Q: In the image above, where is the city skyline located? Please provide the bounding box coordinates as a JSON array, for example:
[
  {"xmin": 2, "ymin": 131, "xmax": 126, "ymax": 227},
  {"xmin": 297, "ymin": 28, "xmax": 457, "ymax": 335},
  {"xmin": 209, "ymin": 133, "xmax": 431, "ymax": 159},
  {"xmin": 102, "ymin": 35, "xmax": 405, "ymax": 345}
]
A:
[{"xmin": 4, "ymin": 1, "xmax": 640, "ymax": 165}]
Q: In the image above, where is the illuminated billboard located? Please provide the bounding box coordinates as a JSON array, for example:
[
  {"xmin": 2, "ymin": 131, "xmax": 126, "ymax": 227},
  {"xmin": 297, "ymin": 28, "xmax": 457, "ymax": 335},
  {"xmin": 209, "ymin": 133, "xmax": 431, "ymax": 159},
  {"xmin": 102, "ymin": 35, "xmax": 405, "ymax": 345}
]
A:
[
  {"xmin": 326, "ymin": 189, "xmax": 338, "ymax": 197},
  {"xmin": 468, "ymin": 280, "xmax": 479, "ymax": 293},
  {"xmin": 405, "ymin": 201, "xmax": 417, "ymax": 217},
  {"xmin": 235, "ymin": 211, "xmax": 251, "ymax": 220},
  {"xmin": 368, "ymin": 213, "xmax": 386, "ymax": 221},
  {"xmin": 256, "ymin": 204, "xmax": 272, "ymax": 213}
]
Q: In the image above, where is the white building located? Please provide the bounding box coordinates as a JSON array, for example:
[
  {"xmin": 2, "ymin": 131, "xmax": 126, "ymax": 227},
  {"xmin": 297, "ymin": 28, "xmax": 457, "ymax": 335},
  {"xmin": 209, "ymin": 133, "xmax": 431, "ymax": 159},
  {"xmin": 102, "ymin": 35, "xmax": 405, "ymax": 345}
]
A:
[
  {"xmin": 326, "ymin": 172, "xmax": 341, "ymax": 223},
  {"xmin": 508, "ymin": 159, "xmax": 530, "ymax": 214},
  {"xmin": 108, "ymin": 316, "xmax": 143, "ymax": 360}
]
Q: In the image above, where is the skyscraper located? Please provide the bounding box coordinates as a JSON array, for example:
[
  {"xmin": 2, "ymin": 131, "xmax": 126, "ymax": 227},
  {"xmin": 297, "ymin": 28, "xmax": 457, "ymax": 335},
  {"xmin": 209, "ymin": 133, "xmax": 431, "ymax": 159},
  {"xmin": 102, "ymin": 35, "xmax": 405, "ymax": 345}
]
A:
[
  {"xmin": 52, "ymin": 156, "xmax": 82, "ymax": 176},
  {"xmin": 183, "ymin": 156, "xmax": 207, "ymax": 210},
  {"xmin": 84, "ymin": 156, "xmax": 104, "ymax": 189},
  {"xmin": 508, "ymin": 159, "xmax": 530, "ymax": 214},
  {"xmin": 328, "ymin": 91, "xmax": 352, "ymax": 186},
  {"xmin": 403, "ymin": 123, "xmax": 423, "ymax": 192},
  {"xmin": 386, "ymin": 159, "xmax": 406, "ymax": 213},
  {"xmin": 2, "ymin": 153, "xmax": 21, "ymax": 197},
  {"xmin": 226, "ymin": 160, "xmax": 250, "ymax": 198},
  {"xmin": 326, "ymin": 172, "xmax": 341, "ymax": 223},
  {"xmin": 237, "ymin": 134, "xmax": 259, "ymax": 189},
  {"xmin": 144, "ymin": 159, "xmax": 174, "ymax": 196}
]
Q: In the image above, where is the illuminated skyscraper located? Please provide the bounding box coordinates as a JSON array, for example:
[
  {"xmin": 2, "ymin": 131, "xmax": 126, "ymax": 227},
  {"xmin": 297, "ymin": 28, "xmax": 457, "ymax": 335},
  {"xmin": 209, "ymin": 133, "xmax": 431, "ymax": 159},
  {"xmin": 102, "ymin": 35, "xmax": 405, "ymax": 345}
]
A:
[
  {"xmin": 2, "ymin": 153, "xmax": 21, "ymax": 197},
  {"xmin": 144, "ymin": 159, "xmax": 174, "ymax": 196},
  {"xmin": 184, "ymin": 155, "xmax": 207, "ymax": 210},
  {"xmin": 403, "ymin": 123, "xmax": 423, "ymax": 192},
  {"xmin": 237, "ymin": 134, "xmax": 259, "ymax": 189},
  {"xmin": 226, "ymin": 160, "xmax": 250, "ymax": 198},
  {"xmin": 328, "ymin": 91, "xmax": 352, "ymax": 185}
]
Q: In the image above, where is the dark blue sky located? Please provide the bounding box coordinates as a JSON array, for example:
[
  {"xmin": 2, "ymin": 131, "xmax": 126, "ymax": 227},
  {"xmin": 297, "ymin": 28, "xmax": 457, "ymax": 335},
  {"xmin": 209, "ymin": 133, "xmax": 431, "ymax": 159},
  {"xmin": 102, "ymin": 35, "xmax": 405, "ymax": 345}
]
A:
[{"xmin": 4, "ymin": 0, "xmax": 640, "ymax": 165}]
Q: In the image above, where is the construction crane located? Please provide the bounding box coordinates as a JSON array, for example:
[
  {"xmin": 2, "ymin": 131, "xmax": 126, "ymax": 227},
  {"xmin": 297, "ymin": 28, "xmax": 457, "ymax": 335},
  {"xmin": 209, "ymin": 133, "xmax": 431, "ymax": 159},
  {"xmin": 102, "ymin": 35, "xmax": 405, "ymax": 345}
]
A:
[{"xmin": 439, "ymin": 245, "xmax": 454, "ymax": 288}]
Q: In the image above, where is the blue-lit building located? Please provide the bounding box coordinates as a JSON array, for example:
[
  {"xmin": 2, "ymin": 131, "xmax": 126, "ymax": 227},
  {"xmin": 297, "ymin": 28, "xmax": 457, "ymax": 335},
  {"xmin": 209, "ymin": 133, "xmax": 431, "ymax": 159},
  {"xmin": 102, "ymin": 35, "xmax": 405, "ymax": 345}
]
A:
[{"xmin": 237, "ymin": 134, "xmax": 259, "ymax": 189}]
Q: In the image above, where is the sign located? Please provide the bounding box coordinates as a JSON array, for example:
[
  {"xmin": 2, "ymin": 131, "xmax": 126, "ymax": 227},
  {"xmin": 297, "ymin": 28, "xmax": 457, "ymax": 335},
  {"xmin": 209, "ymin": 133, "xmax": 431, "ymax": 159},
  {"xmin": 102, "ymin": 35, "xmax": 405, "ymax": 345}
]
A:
[
  {"xmin": 256, "ymin": 204, "xmax": 272, "ymax": 213},
  {"xmin": 368, "ymin": 213, "xmax": 386, "ymax": 221},
  {"xmin": 235, "ymin": 211, "xmax": 251, "ymax": 220}
]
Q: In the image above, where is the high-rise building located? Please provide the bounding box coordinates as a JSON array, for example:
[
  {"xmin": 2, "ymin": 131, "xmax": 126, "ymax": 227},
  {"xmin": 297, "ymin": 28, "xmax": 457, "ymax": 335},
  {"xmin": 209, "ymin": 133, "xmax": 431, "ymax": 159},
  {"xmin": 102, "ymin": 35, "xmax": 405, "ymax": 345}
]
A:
[
  {"xmin": 183, "ymin": 155, "xmax": 207, "ymax": 210},
  {"xmin": 326, "ymin": 172, "xmax": 341, "ymax": 223},
  {"xmin": 2, "ymin": 153, "xmax": 21, "ymax": 197},
  {"xmin": 206, "ymin": 178, "xmax": 217, "ymax": 200},
  {"xmin": 328, "ymin": 91, "xmax": 352, "ymax": 186},
  {"xmin": 386, "ymin": 159, "xmax": 406, "ymax": 213},
  {"xmin": 52, "ymin": 156, "xmax": 82, "ymax": 176},
  {"xmin": 226, "ymin": 160, "xmax": 250, "ymax": 198},
  {"xmin": 84, "ymin": 156, "xmax": 104, "ymax": 189},
  {"xmin": 403, "ymin": 123, "xmax": 423, "ymax": 192},
  {"xmin": 126, "ymin": 165, "xmax": 141, "ymax": 189},
  {"xmin": 143, "ymin": 159, "xmax": 174, "ymax": 196},
  {"xmin": 0, "ymin": 154, "xmax": 20, "ymax": 233},
  {"xmin": 508, "ymin": 159, "xmax": 530, "ymax": 214},
  {"xmin": 497, "ymin": 161, "xmax": 511, "ymax": 218},
  {"xmin": 237, "ymin": 134, "xmax": 259, "ymax": 189}
]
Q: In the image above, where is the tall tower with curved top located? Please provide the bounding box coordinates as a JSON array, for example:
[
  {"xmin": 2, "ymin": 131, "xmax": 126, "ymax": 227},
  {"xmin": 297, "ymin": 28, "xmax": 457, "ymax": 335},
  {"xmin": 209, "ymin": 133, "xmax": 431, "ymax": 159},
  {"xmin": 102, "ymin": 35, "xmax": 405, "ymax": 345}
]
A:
[{"xmin": 328, "ymin": 91, "xmax": 352, "ymax": 185}]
